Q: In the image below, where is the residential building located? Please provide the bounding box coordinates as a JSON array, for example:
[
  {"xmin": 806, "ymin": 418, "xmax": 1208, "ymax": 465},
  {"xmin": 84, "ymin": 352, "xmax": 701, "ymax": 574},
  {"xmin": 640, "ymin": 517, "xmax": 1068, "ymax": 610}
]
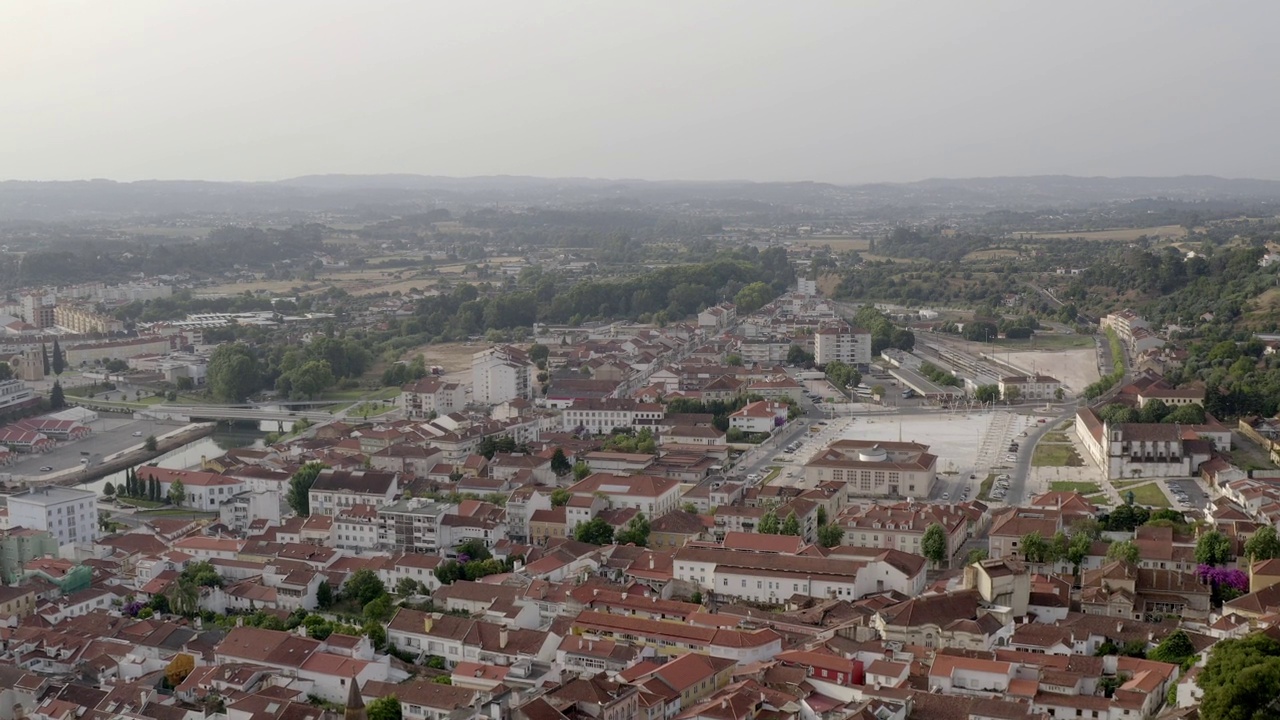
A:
[
  {"xmin": 727, "ymin": 400, "xmax": 788, "ymax": 434},
  {"xmin": 814, "ymin": 321, "xmax": 872, "ymax": 365},
  {"xmin": 472, "ymin": 345, "xmax": 536, "ymax": 405},
  {"xmin": 377, "ymin": 499, "xmax": 458, "ymax": 553},
  {"xmin": 399, "ymin": 378, "xmax": 466, "ymax": 420},
  {"xmin": 568, "ymin": 473, "xmax": 682, "ymax": 518},
  {"xmin": 7, "ymin": 487, "xmax": 96, "ymax": 548},
  {"xmin": 308, "ymin": 469, "xmax": 399, "ymax": 517}
]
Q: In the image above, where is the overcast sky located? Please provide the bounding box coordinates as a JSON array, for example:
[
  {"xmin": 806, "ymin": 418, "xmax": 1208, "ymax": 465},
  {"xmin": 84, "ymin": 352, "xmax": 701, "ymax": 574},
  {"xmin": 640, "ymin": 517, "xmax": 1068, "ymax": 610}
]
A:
[{"xmin": 3, "ymin": 1, "xmax": 1276, "ymax": 184}]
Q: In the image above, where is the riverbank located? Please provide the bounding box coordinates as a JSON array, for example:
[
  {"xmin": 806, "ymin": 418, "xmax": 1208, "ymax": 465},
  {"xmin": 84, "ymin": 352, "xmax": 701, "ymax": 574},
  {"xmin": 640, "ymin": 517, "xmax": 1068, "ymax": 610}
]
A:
[{"xmin": 28, "ymin": 423, "xmax": 217, "ymax": 490}]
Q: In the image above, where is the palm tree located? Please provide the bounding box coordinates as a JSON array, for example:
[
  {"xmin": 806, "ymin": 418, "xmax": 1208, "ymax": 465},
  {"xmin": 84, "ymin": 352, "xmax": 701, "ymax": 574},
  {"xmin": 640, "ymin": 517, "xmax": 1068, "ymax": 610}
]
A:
[{"xmin": 168, "ymin": 578, "xmax": 200, "ymax": 617}]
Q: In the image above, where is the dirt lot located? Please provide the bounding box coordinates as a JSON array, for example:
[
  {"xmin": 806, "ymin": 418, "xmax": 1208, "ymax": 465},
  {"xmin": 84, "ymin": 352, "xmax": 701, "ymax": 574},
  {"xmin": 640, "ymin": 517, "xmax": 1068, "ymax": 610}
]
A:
[
  {"xmin": 398, "ymin": 342, "xmax": 479, "ymax": 383},
  {"xmin": 1002, "ymin": 348, "xmax": 1100, "ymax": 398}
]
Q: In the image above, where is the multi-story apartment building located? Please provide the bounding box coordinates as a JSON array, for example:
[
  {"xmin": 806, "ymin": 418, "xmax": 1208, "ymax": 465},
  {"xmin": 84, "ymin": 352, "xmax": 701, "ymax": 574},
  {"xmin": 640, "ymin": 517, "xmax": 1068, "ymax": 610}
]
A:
[
  {"xmin": 0, "ymin": 380, "xmax": 36, "ymax": 413},
  {"xmin": 377, "ymin": 498, "xmax": 458, "ymax": 553},
  {"xmin": 399, "ymin": 377, "xmax": 466, "ymax": 420},
  {"xmin": 53, "ymin": 305, "xmax": 125, "ymax": 335},
  {"xmin": 568, "ymin": 474, "xmax": 682, "ymax": 518},
  {"xmin": 814, "ymin": 321, "xmax": 872, "ymax": 366},
  {"xmin": 472, "ymin": 345, "xmax": 536, "ymax": 405},
  {"xmin": 7, "ymin": 487, "xmax": 96, "ymax": 548}
]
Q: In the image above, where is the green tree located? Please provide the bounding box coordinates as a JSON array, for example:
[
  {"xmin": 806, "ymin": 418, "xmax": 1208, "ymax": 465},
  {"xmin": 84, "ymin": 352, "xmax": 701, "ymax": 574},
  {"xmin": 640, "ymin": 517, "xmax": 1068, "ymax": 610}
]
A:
[
  {"xmin": 574, "ymin": 517, "xmax": 615, "ymax": 546},
  {"xmin": 103, "ymin": 482, "xmax": 115, "ymax": 497},
  {"xmin": 287, "ymin": 462, "xmax": 327, "ymax": 516},
  {"xmin": 363, "ymin": 595, "xmax": 393, "ymax": 623},
  {"xmin": 921, "ymin": 524, "xmax": 948, "ymax": 567},
  {"xmin": 550, "ymin": 448, "xmax": 572, "ymax": 478},
  {"xmin": 550, "ymin": 488, "xmax": 572, "ymax": 507},
  {"xmin": 1019, "ymin": 531, "xmax": 1048, "ymax": 563},
  {"xmin": 1106, "ymin": 540, "xmax": 1141, "ymax": 564},
  {"xmin": 786, "ymin": 345, "xmax": 814, "ymax": 366},
  {"xmin": 316, "ymin": 581, "xmax": 333, "ymax": 609},
  {"xmin": 144, "ymin": 434, "xmax": 158, "ymax": 452},
  {"xmin": 528, "ymin": 344, "xmax": 549, "ymax": 366},
  {"xmin": 734, "ymin": 281, "xmax": 774, "ymax": 315},
  {"xmin": 816, "ymin": 506, "xmax": 828, "ymax": 527},
  {"xmin": 1067, "ymin": 531, "xmax": 1094, "ymax": 573},
  {"xmin": 0, "ymin": 362, "xmax": 12, "ymax": 382},
  {"xmin": 1149, "ymin": 629, "xmax": 1197, "ymax": 668},
  {"xmin": 615, "ymin": 513, "xmax": 650, "ymax": 547},
  {"xmin": 759, "ymin": 509, "xmax": 779, "ymax": 535},
  {"xmin": 1197, "ymin": 633, "xmax": 1280, "ymax": 720},
  {"xmin": 395, "ymin": 577, "xmax": 422, "ymax": 598},
  {"xmin": 780, "ymin": 511, "xmax": 801, "ymax": 536},
  {"xmin": 207, "ymin": 343, "xmax": 262, "ymax": 402},
  {"xmin": 817, "ymin": 523, "xmax": 844, "ymax": 548},
  {"xmin": 49, "ymin": 381, "xmax": 65, "ymax": 410},
  {"xmin": 41, "ymin": 343, "xmax": 50, "ymax": 375},
  {"xmin": 1246, "ymin": 526, "xmax": 1280, "ymax": 562},
  {"xmin": 344, "ymin": 569, "xmax": 387, "ymax": 606},
  {"xmin": 285, "ymin": 360, "xmax": 335, "ymax": 399},
  {"xmin": 168, "ymin": 479, "xmax": 186, "ymax": 507},
  {"xmin": 974, "ymin": 385, "xmax": 1000, "ymax": 403},
  {"xmin": 1196, "ymin": 530, "xmax": 1232, "ymax": 567},
  {"xmin": 966, "ymin": 549, "xmax": 989, "ymax": 565},
  {"xmin": 572, "ymin": 461, "xmax": 592, "ymax": 481},
  {"xmin": 725, "ymin": 353, "xmax": 744, "ymax": 367},
  {"xmin": 51, "ymin": 339, "xmax": 64, "ymax": 376}
]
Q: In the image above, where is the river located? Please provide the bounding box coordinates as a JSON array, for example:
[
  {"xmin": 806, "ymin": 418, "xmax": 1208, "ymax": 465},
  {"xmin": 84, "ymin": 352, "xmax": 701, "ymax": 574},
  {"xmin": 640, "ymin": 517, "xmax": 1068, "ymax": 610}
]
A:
[{"xmin": 80, "ymin": 427, "xmax": 269, "ymax": 495}]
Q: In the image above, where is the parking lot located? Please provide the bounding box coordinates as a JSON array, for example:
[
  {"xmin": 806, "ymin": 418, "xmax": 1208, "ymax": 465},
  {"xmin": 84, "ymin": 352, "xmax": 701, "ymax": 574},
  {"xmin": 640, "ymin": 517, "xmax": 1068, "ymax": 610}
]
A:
[
  {"xmin": 1164, "ymin": 477, "xmax": 1212, "ymax": 510},
  {"xmin": 769, "ymin": 410, "xmax": 1034, "ymax": 502},
  {"xmin": 2, "ymin": 415, "xmax": 182, "ymax": 480}
]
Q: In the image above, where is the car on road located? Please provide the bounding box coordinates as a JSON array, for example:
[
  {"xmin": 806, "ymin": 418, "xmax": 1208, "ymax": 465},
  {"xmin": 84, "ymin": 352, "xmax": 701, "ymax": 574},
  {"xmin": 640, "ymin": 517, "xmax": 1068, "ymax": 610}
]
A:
[
  {"xmin": 942, "ymin": 493, "xmax": 950, "ymax": 499},
  {"xmin": 133, "ymin": 431, "xmax": 143, "ymax": 437},
  {"xmin": 79, "ymin": 458, "xmax": 89, "ymax": 464},
  {"xmin": 39, "ymin": 466, "xmax": 52, "ymax": 472},
  {"xmin": 969, "ymin": 474, "xmax": 977, "ymax": 480}
]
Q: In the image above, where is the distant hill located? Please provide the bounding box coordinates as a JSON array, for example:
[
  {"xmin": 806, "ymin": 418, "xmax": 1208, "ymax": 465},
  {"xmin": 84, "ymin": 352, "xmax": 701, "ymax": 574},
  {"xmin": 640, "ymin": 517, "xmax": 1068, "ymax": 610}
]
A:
[{"xmin": 2, "ymin": 173, "xmax": 1279, "ymax": 222}]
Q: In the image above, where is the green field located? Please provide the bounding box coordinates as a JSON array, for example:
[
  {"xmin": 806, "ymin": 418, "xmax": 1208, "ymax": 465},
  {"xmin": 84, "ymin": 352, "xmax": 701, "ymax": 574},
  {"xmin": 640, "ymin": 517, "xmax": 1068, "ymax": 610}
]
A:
[
  {"xmin": 1032, "ymin": 444, "xmax": 1084, "ymax": 467},
  {"xmin": 1042, "ymin": 432, "xmax": 1071, "ymax": 444},
  {"xmin": 1085, "ymin": 493, "xmax": 1111, "ymax": 505},
  {"xmin": 1049, "ymin": 481, "xmax": 1101, "ymax": 494},
  {"xmin": 1125, "ymin": 482, "xmax": 1171, "ymax": 508},
  {"xmin": 761, "ymin": 466, "xmax": 782, "ymax": 485}
]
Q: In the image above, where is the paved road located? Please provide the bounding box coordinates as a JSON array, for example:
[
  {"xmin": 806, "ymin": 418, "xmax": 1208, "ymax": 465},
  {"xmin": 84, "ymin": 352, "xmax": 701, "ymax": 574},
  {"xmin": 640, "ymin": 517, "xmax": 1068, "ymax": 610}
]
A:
[{"xmin": 1005, "ymin": 404, "xmax": 1081, "ymax": 506}]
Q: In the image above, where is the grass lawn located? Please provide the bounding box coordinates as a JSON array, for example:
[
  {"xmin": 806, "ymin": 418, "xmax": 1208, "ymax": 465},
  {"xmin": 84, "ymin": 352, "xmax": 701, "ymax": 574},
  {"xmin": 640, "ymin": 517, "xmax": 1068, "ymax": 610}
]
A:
[
  {"xmin": 1042, "ymin": 432, "xmax": 1072, "ymax": 444},
  {"xmin": 115, "ymin": 497, "xmax": 166, "ymax": 509},
  {"xmin": 1031, "ymin": 444, "xmax": 1084, "ymax": 467},
  {"xmin": 1050, "ymin": 481, "xmax": 1101, "ymax": 494},
  {"xmin": 1085, "ymin": 493, "xmax": 1111, "ymax": 505},
  {"xmin": 761, "ymin": 466, "xmax": 782, "ymax": 485},
  {"xmin": 1125, "ymin": 482, "xmax": 1171, "ymax": 508},
  {"xmin": 137, "ymin": 509, "xmax": 216, "ymax": 518},
  {"xmin": 978, "ymin": 473, "xmax": 998, "ymax": 501},
  {"xmin": 1111, "ymin": 479, "xmax": 1148, "ymax": 488},
  {"xmin": 993, "ymin": 334, "xmax": 1096, "ymax": 350}
]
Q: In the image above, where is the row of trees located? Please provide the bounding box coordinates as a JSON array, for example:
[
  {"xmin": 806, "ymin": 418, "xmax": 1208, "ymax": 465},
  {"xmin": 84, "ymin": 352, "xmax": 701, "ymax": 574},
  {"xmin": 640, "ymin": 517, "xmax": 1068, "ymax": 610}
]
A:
[
  {"xmin": 105, "ymin": 466, "xmax": 185, "ymax": 506},
  {"xmin": 1095, "ymin": 399, "xmax": 1207, "ymax": 426}
]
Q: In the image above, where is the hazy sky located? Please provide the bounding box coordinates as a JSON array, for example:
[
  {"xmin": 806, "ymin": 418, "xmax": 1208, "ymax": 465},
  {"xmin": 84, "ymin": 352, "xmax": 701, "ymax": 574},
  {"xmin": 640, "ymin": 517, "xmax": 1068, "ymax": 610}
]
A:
[{"xmin": 3, "ymin": 1, "xmax": 1277, "ymax": 184}]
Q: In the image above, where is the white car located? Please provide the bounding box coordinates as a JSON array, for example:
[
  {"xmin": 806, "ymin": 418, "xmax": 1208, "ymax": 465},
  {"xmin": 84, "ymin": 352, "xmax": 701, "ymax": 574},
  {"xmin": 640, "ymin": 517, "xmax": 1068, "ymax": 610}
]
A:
[{"xmin": 133, "ymin": 431, "xmax": 143, "ymax": 437}]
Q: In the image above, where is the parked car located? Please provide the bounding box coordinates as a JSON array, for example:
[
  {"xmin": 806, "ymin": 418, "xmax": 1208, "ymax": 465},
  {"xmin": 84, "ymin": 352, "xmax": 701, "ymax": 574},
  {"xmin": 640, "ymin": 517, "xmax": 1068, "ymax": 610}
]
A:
[{"xmin": 39, "ymin": 466, "xmax": 52, "ymax": 472}]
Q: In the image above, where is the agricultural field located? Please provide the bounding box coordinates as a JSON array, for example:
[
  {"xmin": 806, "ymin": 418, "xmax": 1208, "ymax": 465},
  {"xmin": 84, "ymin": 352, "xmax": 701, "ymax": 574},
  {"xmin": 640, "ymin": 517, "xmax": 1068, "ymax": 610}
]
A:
[
  {"xmin": 1015, "ymin": 224, "xmax": 1188, "ymax": 241},
  {"xmin": 788, "ymin": 236, "xmax": 871, "ymax": 251}
]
